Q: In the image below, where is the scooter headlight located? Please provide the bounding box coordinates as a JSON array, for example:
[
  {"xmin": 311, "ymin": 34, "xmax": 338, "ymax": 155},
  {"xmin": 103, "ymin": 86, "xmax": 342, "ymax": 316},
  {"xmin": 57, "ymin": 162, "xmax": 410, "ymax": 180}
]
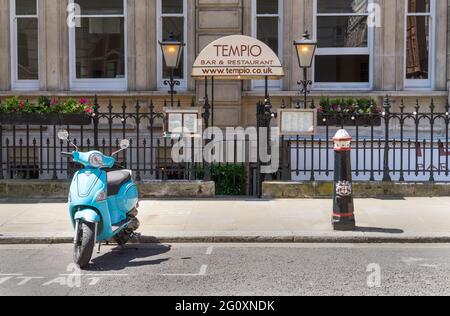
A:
[{"xmin": 88, "ymin": 153, "xmax": 104, "ymax": 168}]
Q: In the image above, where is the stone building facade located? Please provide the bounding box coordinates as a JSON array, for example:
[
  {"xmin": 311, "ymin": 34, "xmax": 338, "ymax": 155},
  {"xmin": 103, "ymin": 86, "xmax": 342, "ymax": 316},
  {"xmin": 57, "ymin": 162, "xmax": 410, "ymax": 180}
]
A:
[{"xmin": 0, "ymin": 0, "xmax": 449, "ymax": 125}]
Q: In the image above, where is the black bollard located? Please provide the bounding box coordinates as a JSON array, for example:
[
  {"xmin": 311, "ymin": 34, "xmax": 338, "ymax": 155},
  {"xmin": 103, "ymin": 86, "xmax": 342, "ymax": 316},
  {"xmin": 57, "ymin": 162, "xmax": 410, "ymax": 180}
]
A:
[{"xmin": 332, "ymin": 129, "xmax": 356, "ymax": 231}]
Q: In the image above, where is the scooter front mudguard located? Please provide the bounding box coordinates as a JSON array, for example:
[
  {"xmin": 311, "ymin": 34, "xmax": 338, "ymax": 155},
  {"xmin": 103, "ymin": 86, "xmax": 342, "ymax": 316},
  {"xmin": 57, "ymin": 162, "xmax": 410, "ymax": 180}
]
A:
[{"xmin": 74, "ymin": 209, "xmax": 101, "ymax": 223}]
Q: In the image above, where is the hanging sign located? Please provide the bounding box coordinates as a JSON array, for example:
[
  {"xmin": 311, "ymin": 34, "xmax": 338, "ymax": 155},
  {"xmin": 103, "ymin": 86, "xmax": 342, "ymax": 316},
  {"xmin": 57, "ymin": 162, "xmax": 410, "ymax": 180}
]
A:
[{"xmin": 192, "ymin": 35, "xmax": 284, "ymax": 80}]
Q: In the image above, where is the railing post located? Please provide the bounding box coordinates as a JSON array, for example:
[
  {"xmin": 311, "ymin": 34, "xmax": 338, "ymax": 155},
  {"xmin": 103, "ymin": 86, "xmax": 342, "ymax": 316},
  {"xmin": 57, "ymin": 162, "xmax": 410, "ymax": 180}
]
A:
[
  {"xmin": 202, "ymin": 88, "xmax": 211, "ymax": 181},
  {"xmin": 399, "ymin": 100, "xmax": 405, "ymax": 182},
  {"xmin": 52, "ymin": 125, "xmax": 57, "ymax": 180},
  {"xmin": 135, "ymin": 100, "xmax": 141, "ymax": 182},
  {"xmin": 93, "ymin": 95, "xmax": 100, "ymax": 150},
  {"xmin": 256, "ymin": 101, "xmax": 264, "ymax": 197},
  {"xmin": 255, "ymin": 100, "xmax": 276, "ymax": 197},
  {"xmin": 0, "ymin": 124, "xmax": 3, "ymax": 180},
  {"xmin": 382, "ymin": 95, "xmax": 392, "ymax": 182},
  {"xmin": 429, "ymin": 99, "xmax": 435, "ymax": 183},
  {"xmin": 446, "ymin": 101, "xmax": 450, "ymax": 177},
  {"xmin": 310, "ymin": 99, "xmax": 316, "ymax": 182}
]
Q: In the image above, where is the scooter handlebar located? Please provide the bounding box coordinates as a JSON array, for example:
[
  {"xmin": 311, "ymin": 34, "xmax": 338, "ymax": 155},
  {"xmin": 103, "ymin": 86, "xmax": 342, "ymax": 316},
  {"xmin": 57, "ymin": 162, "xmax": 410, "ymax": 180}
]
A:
[{"xmin": 61, "ymin": 152, "xmax": 73, "ymax": 157}]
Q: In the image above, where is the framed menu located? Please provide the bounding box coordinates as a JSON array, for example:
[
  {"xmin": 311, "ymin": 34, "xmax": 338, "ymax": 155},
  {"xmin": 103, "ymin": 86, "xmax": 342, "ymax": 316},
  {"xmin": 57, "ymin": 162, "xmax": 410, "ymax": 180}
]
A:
[
  {"xmin": 164, "ymin": 107, "xmax": 202, "ymax": 137},
  {"xmin": 278, "ymin": 109, "xmax": 317, "ymax": 136}
]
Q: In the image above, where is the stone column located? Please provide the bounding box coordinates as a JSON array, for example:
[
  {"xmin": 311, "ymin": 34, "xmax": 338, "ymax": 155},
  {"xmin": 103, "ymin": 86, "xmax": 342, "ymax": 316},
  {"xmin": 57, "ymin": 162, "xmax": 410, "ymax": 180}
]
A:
[
  {"xmin": 42, "ymin": 0, "xmax": 69, "ymax": 91},
  {"xmin": 394, "ymin": 0, "xmax": 405, "ymax": 91},
  {"xmin": 435, "ymin": 0, "xmax": 448, "ymax": 91},
  {"xmin": 0, "ymin": 0, "xmax": 11, "ymax": 91}
]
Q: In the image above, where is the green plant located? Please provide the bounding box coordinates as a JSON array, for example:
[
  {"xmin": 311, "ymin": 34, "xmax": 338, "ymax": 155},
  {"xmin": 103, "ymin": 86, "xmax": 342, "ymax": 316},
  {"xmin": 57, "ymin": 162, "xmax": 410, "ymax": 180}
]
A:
[
  {"xmin": 0, "ymin": 97, "xmax": 19, "ymax": 113},
  {"xmin": 319, "ymin": 97, "xmax": 379, "ymax": 115},
  {"xmin": 0, "ymin": 96, "xmax": 93, "ymax": 115},
  {"xmin": 195, "ymin": 164, "xmax": 248, "ymax": 196},
  {"xmin": 0, "ymin": 97, "xmax": 35, "ymax": 113}
]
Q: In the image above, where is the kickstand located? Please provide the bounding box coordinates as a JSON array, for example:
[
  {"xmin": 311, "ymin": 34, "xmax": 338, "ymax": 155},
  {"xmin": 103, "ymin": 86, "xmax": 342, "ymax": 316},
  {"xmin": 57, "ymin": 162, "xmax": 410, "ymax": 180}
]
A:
[{"xmin": 97, "ymin": 242, "xmax": 102, "ymax": 254}]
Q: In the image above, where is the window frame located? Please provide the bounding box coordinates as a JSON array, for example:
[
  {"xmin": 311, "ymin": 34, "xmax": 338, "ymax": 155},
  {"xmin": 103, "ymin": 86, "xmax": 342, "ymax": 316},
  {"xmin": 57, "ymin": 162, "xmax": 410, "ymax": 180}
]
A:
[
  {"xmin": 251, "ymin": 0, "xmax": 283, "ymax": 91},
  {"xmin": 313, "ymin": 0, "xmax": 374, "ymax": 90},
  {"xmin": 157, "ymin": 0, "xmax": 188, "ymax": 91},
  {"xmin": 404, "ymin": 0, "xmax": 435, "ymax": 90},
  {"xmin": 10, "ymin": 0, "xmax": 40, "ymax": 91},
  {"xmin": 68, "ymin": 0, "xmax": 128, "ymax": 91}
]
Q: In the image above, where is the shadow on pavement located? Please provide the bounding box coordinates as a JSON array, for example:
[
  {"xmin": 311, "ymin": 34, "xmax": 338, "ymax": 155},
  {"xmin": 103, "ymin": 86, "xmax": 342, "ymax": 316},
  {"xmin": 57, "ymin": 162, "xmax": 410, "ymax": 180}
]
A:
[
  {"xmin": 87, "ymin": 244, "xmax": 172, "ymax": 272},
  {"xmin": 372, "ymin": 197, "xmax": 406, "ymax": 201},
  {"xmin": 356, "ymin": 227, "xmax": 404, "ymax": 234}
]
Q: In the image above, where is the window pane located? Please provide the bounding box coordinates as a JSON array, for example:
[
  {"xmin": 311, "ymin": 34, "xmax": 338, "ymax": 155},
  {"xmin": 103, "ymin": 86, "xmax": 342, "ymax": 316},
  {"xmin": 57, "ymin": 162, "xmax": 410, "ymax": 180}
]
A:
[
  {"xmin": 317, "ymin": 0, "xmax": 368, "ymax": 14},
  {"xmin": 315, "ymin": 55, "xmax": 369, "ymax": 83},
  {"xmin": 408, "ymin": 0, "xmax": 430, "ymax": 13},
  {"xmin": 75, "ymin": 17, "xmax": 125, "ymax": 79},
  {"xmin": 162, "ymin": 17, "xmax": 184, "ymax": 79},
  {"xmin": 317, "ymin": 16, "xmax": 368, "ymax": 48},
  {"xmin": 162, "ymin": 0, "xmax": 184, "ymax": 14},
  {"xmin": 406, "ymin": 16, "xmax": 429, "ymax": 79},
  {"xmin": 257, "ymin": 17, "xmax": 278, "ymax": 55},
  {"xmin": 75, "ymin": 0, "xmax": 124, "ymax": 15},
  {"xmin": 17, "ymin": 18, "xmax": 38, "ymax": 80},
  {"xmin": 15, "ymin": 0, "xmax": 37, "ymax": 15},
  {"xmin": 257, "ymin": 0, "xmax": 278, "ymax": 14}
]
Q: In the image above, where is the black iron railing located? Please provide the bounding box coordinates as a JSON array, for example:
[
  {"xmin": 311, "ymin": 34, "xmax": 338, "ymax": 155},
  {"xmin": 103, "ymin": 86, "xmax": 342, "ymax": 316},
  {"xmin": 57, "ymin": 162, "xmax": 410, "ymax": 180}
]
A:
[
  {"xmin": 0, "ymin": 97, "xmax": 256, "ymax": 192},
  {"xmin": 1, "ymin": 96, "xmax": 449, "ymax": 193},
  {"xmin": 284, "ymin": 97, "xmax": 450, "ymax": 183}
]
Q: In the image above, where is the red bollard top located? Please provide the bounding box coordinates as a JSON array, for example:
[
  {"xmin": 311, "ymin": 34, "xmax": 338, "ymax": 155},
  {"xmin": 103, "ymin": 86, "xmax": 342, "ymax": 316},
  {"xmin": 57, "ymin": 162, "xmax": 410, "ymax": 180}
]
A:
[{"xmin": 333, "ymin": 129, "xmax": 352, "ymax": 151}]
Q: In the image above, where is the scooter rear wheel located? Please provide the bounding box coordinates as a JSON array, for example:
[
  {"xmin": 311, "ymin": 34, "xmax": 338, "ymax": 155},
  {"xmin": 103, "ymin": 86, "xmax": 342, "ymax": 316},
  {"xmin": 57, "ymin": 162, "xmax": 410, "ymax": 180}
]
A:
[{"xmin": 74, "ymin": 221, "xmax": 96, "ymax": 269}]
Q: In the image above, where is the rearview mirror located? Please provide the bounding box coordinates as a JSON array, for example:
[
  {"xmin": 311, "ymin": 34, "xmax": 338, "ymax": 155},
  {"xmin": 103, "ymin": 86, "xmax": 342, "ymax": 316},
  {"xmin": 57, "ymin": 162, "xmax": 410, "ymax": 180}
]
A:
[
  {"xmin": 120, "ymin": 139, "xmax": 130, "ymax": 149},
  {"xmin": 57, "ymin": 129, "xmax": 69, "ymax": 141},
  {"xmin": 112, "ymin": 139, "xmax": 130, "ymax": 156}
]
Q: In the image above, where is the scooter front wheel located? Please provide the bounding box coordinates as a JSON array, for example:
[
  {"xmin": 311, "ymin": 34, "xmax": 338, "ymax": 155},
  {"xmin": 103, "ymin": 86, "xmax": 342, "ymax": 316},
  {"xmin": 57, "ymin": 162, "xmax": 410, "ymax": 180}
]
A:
[{"xmin": 74, "ymin": 221, "xmax": 96, "ymax": 269}]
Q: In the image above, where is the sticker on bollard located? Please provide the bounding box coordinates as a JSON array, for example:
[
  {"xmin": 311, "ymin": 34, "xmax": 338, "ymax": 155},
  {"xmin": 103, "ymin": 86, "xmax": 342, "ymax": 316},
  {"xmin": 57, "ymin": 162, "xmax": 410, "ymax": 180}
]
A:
[{"xmin": 332, "ymin": 130, "xmax": 356, "ymax": 231}]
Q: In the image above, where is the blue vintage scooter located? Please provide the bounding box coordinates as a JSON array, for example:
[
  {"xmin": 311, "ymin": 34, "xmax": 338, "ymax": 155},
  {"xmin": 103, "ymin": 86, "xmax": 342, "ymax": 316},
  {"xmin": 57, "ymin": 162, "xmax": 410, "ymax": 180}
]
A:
[{"xmin": 58, "ymin": 130, "xmax": 140, "ymax": 269}]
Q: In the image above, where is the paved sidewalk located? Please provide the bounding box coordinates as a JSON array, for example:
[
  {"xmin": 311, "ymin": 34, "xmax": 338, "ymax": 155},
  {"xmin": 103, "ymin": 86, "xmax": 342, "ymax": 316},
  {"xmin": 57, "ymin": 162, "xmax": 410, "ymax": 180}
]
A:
[{"xmin": 0, "ymin": 197, "xmax": 449, "ymax": 243}]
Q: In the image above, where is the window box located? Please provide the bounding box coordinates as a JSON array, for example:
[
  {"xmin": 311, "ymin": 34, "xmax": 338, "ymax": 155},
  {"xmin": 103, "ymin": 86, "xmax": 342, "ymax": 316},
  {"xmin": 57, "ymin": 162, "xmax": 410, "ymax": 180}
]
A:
[
  {"xmin": 0, "ymin": 113, "xmax": 92, "ymax": 125},
  {"xmin": 317, "ymin": 113, "xmax": 382, "ymax": 127}
]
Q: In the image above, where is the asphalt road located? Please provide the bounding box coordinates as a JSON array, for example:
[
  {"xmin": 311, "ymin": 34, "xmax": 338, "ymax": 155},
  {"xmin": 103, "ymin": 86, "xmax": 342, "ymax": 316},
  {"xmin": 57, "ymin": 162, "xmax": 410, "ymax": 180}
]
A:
[{"xmin": 0, "ymin": 243, "xmax": 449, "ymax": 296}]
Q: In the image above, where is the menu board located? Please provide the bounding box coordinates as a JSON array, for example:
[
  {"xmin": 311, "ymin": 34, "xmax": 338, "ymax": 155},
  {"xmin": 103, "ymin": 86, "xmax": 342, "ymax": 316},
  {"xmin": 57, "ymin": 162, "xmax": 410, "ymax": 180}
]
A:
[
  {"xmin": 278, "ymin": 109, "xmax": 316, "ymax": 136},
  {"xmin": 165, "ymin": 108, "xmax": 201, "ymax": 137}
]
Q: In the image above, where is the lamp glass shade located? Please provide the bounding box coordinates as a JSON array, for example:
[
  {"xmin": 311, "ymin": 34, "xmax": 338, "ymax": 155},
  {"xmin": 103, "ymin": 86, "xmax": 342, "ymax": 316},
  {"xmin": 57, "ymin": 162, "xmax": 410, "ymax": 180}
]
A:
[
  {"xmin": 294, "ymin": 40, "xmax": 317, "ymax": 68},
  {"xmin": 160, "ymin": 41, "xmax": 184, "ymax": 69}
]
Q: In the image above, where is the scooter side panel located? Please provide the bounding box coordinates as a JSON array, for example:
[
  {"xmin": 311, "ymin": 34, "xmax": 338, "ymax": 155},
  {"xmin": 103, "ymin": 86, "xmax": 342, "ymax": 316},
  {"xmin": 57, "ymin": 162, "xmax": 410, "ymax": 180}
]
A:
[
  {"xmin": 106, "ymin": 180, "xmax": 138, "ymax": 225},
  {"xmin": 118, "ymin": 181, "xmax": 139, "ymax": 212},
  {"xmin": 107, "ymin": 197, "xmax": 127, "ymax": 225}
]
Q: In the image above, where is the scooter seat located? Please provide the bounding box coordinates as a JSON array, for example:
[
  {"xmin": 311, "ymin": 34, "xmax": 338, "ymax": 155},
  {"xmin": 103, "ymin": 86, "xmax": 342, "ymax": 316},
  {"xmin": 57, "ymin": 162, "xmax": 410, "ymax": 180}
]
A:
[{"xmin": 107, "ymin": 170, "xmax": 132, "ymax": 196}]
